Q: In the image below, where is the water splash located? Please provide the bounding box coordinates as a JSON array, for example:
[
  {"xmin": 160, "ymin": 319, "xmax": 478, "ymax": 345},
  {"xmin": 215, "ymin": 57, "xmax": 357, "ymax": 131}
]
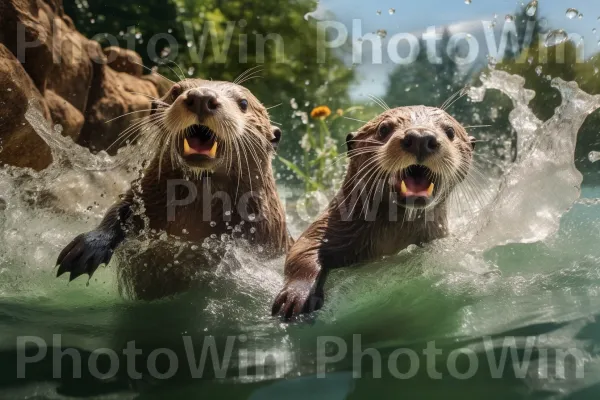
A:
[{"xmin": 467, "ymin": 70, "xmax": 600, "ymax": 248}]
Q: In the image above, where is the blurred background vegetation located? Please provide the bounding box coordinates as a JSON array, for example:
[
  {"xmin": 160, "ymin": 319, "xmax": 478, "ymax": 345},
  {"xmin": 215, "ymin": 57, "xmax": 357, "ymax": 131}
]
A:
[{"xmin": 65, "ymin": 0, "xmax": 599, "ymax": 189}]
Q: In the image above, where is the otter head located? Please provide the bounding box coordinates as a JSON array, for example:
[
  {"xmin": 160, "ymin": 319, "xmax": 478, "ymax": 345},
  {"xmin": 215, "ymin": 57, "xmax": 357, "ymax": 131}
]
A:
[
  {"xmin": 346, "ymin": 106, "xmax": 475, "ymax": 210},
  {"xmin": 150, "ymin": 79, "xmax": 281, "ymax": 175}
]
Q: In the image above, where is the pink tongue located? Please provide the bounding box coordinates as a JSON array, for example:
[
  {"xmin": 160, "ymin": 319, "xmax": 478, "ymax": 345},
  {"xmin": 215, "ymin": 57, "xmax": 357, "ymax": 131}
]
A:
[
  {"xmin": 404, "ymin": 176, "xmax": 429, "ymax": 193},
  {"xmin": 187, "ymin": 136, "xmax": 212, "ymax": 153}
]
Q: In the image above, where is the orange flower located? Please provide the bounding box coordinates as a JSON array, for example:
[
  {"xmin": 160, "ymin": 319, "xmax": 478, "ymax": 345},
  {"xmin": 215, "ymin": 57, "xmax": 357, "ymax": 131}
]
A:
[{"xmin": 310, "ymin": 106, "xmax": 331, "ymax": 119}]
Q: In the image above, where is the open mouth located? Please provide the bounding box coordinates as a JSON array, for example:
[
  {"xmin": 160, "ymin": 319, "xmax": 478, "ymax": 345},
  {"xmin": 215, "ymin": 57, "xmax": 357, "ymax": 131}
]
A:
[
  {"xmin": 182, "ymin": 125, "xmax": 218, "ymax": 160},
  {"xmin": 395, "ymin": 165, "xmax": 435, "ymax": 201}
]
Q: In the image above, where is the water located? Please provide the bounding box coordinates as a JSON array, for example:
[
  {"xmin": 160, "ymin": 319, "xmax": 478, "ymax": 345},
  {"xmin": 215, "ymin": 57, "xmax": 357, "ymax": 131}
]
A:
[{"xmin": 1, "ymin": 71, "xmax": 600, "ymax": 399}]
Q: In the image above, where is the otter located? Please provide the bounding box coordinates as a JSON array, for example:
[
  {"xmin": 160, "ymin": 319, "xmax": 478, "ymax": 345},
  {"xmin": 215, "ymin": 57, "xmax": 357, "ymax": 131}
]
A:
[
  {"xmin": 56, "ymin": 78, "xmax": 292, "ymax": 300},
  {"xmin": 272, "ymin": 106, "xmax": 475, "ymax": 319}
]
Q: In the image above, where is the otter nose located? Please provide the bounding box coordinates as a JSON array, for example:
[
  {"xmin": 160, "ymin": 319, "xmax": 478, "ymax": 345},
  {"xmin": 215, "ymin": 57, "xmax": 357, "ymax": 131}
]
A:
[
  {"xmin": 401, "ymin": 130, "xmax": 439, "ymax": 161},
  {"xmin": 184, "ymin": 89, "xmax": 220, "ymax": 117}
]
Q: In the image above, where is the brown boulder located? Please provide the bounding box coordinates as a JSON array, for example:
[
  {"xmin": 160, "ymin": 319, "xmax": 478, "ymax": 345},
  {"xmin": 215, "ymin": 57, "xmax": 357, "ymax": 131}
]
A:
[
  {"xmin": 0, "ymin": 0, "xmax": 55, "ymax": 92},
  {"xmin": 45, "ymin": 89, "xmax": 84, "ymax": 140},
  {"xmin": 103, "ymin": 46, "xmax": 143, "ymax": 77},
  {"xmin": 0, "ymin": 44, "xmax": 52, "ymax": 170},
  {"xmin": 141, "ymin": 70, "xmax": 173, "ymax": 97},
  {"xmin": 46, "ymin": 16, "xmax": 102, "ymax": 113},
  {"xmin": 79, "ymin": 64, "xmax": 159, "ymax": 153}
]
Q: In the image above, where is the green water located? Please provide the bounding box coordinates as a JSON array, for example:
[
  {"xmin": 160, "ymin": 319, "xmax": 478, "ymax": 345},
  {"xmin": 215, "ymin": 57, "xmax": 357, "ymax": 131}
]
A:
[{"xmin": 0, "ymin": 184, "xmax": 599, "ymax": 399}]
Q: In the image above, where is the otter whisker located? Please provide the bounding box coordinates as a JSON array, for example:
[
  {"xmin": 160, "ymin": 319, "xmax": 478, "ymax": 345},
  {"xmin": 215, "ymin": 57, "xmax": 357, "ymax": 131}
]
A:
[
  {"xmin": 167, "ymin": 60, "xmax": 188, "ymax": 82},
  {"xmin": 236, "ymin": 73, "xmax": 263, "ymax": 86},
  {"xmin": 107, "ymin": 113, "xmax": 165, "ymax": 151},
  {"xmin": 368, "ymin": 94, "xmax": 391, "ymax": 111},
  {"xmin": 234, "ymin": 66, "xmax": 263, "ymax": 85},
  {"xmin": 105, "ymin": 109, "xmax": 157, "ymax": 124},
  {"xmin": 463, "ymin": 125, "xmax": 492, "ymax": 129},
  {"xmin": 343, "ymin": 117, "xmax": 368, "ymax": 124},
  {"xmin": 131, "ymin": 61, "xmax": 175, "ymax": 85}
]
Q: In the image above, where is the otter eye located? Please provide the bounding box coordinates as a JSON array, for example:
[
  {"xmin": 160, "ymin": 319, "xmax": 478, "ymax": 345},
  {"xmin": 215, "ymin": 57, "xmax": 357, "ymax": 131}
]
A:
[
  {"xmin": 378, "ymin": 123, "xmax": 393, "ymax": 138},
  {"xmin": 239, "ymin": 99, "xmax": 249, "ymax": 112},
  {"xmin": 171, "ymin": 84, "xmax": 182, "ymax": 100},
  {"xmin": 445, "ymin": 126, "xmax": 455, "ymax": 140}
]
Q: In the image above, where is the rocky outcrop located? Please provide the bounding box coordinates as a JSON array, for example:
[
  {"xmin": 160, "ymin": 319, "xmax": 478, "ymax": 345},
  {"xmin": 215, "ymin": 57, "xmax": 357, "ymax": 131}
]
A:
[
  {"xmin": 79, "ymin": 64, "xmax": 159, "ymax": 152},
  {"xmin": 0, "ymin": 44, "xmax": 52, "ymax": 170},
  {"xmin": 0, "ymin": 0, "xmax": 163, "ymax": 170}
]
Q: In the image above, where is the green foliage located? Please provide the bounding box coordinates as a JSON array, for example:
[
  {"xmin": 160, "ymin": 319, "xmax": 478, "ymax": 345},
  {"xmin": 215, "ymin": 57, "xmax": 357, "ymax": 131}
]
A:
[{"xmin": 64, "ymin": 0, "xmax": 356, "ymax": 185}]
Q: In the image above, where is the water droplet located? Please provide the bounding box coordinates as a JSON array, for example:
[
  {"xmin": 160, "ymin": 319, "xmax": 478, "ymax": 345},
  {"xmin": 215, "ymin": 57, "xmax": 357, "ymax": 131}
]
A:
[
  {"xmin": 589, "ymin": 151, "xmax": 600, "ymax": 163},
  {"xmin": 505, "ymin": 15, "xmax": 514, "ymax": 23},
  {"xmin": 135, "ymin": 32, "xmax": 142, "ymax": 39},
  {"xmin": 579, "ymin": 13, "xmax": 584, "ymax": 19},
  {"xmin": 566, "ymin": 8, "xmax": 579, "ymax": 20},
  {"xmin": 182, "ymin": 229, "xmax": 188, "ymax": 235},
  {"xmin": 225, "ymin": 211, "xmax": 231, "ymax": 216},
  {"xmin": 525, "ymin": 0, "xmax": 538, "ymax": 17},
  {"xmin": 191, "ymin": 245, "xmax": 199, "ymax": 251},
  {"xmin": 210, "ymin": 221, "xmax": 217, "ymax": 227},
  {"xmin": 248, "ymin": 213, "xmax": 256, "ymax": 221},
  {"xmin": 376, "ymin": 29, "xmax": 388, "ymax": 38},
  {"xmin": 187, "ymin": 67, "xmax": 195, "ymax": 76},
  {"xmin": 7, "ymin": 88, "xmax": 12, "ymax": 92},
  {"xmin": 535, "ymin": 66, "xmax": 543, "ymax": 76},
  {"xmin": 250, "ymin": 227, "xmax": 256, "ymax": 234},
  {"xmin": 545, "ymin": 29, "xmax": 569, "ymax": 47},
  {"xmin": 594, "ymin": 29, "xmax": 598, "ymax": 34},
  {"xmin": 376, "ymin": 10, "xmax": 382, "ymax": 15},
  {"xmin": 388, "ymin": 8, "xmax": 395, "ymax": 15},
  {"xmin": 187, "ymin": 41, "xmax": 193, "ymax": 48},
  {"xmin": 160, "ymin": 47, "xmax": 171, "ymax": 58}
]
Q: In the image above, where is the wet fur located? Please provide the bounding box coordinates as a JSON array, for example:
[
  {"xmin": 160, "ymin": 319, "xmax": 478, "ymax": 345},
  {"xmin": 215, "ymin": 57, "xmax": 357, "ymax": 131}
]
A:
[
  {"xmin": 56, "ymin": 79, "xmax": 292, "ymax": 300},
  {"xmin": 272, "ymin": 106, "xmax": 474, "ymax": 319}
]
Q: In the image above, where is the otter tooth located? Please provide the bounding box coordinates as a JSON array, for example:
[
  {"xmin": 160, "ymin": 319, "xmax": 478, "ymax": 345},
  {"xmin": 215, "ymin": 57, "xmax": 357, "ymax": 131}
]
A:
[
  {"xmin": 427, "ymin": 183, "xmax": 434, "ymax": 196},
  {"xmin": 400, "ymin": 180, "xmax": 408, "ymax": 194},
  {"xmin": 183, "ymin": 138, "xmax": 191, "ymax": 155},
  {"xmin": 209, "ymin": 141, "xmax": 218, "ymax": 158}
]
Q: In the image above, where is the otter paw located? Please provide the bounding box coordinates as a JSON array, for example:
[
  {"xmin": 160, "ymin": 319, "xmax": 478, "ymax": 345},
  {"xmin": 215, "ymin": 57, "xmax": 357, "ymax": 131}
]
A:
[
  {"xmin": 271, "ymin": 279, "xmax": 324, "ymax": 320},
  {"xmin": 56, "ymin": 231, "xmax": 115, "ymax": 281}
]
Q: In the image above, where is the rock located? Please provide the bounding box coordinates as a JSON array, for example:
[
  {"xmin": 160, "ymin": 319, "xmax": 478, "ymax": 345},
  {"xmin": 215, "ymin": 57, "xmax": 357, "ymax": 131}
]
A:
[
  {"xmin": 0, "ymin": 44, "xmax": 52, "ymax": 171},
  {"xmin": 45, "ymin": 89, "xmax": 84, "ymax": 140},
  {"xmin": 79, "ymin": 64, "xmax": 159, "ymax": 153},
  {"xmin": 0, "ymin": 0, "xmax": 55, "ymax": 92},
  {"xmin": 103, "ymin": 46, "xmax": 143, "ymax": 77},
  {"xmin": 0, "ymin": 0, "xmax": 163, "ymax": 169},
  {"xmin": 142, "ymin": 70, "xmax": 173, "ymax": 97},
  {"xmin": 46, "ymin": 16, "xmax": 102, "ymax": 113}
]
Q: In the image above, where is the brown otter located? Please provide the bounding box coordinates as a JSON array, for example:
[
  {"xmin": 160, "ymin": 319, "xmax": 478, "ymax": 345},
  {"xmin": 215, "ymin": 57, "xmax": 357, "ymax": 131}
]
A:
[
  {"xmin": 272, "ymin": 106, "xmax": 475, "ymax": 319},
  {"xmin": 56, "ymin": 78, "xmax": 292, "ymax": 300}
]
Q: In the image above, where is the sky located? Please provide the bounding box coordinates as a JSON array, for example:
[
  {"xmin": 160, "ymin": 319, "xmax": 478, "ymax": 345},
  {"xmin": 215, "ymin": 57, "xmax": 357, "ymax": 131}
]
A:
[{"xmin": 311, "ymin": 0, "xmax": 600, "ymax": 98}]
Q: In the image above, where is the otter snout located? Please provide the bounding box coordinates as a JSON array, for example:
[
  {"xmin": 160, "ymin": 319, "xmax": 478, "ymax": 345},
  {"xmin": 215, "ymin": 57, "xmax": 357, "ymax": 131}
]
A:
[
  {"xmin": 401, "ymin": 130, "xmax": 439, "ymax": 162},
  {"xmin": 184, "ymin": 89, "xmax": 221, "ymax": 118}
]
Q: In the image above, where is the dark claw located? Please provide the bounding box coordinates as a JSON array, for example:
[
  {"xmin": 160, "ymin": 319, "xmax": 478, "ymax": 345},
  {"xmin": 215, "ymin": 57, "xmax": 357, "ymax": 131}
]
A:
[
  {"xmin": 272, "ymin": 279, "xmax": 324, "ymax": 321},
  {"xmin": 56, "ymin": 230, "xmax": 115, "ymax": 281}
]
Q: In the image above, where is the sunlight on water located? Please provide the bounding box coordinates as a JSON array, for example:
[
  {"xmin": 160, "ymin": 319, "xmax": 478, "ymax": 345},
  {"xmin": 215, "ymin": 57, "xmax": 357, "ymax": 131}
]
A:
[{"xmin": 0, "ymin": 71, "xmax": 599, "ymax": 396}]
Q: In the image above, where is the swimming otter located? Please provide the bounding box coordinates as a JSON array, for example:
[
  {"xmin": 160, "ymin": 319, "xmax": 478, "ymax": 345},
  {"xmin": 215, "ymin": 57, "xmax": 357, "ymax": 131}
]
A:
[
  {"xmin": 272, "ymin": 106, "xmax": 475, "ymax": 319},
  {"xmin": 56, "ymin": 78, "xmax": 292, "ymax": 299}
]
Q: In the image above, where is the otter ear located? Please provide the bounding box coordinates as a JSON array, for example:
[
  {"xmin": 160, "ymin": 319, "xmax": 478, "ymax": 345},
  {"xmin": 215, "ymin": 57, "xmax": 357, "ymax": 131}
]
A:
[
  {"xmin": 469, "ymin": 136, "xmax": 477, "ymax": 150},
  {"xmin": 270, "ymin": 127, "xmax": 282, "ymax": 150},
  {"xmin": 346, "ymin": 132, "xmax": 356, "ymax": 153}
]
